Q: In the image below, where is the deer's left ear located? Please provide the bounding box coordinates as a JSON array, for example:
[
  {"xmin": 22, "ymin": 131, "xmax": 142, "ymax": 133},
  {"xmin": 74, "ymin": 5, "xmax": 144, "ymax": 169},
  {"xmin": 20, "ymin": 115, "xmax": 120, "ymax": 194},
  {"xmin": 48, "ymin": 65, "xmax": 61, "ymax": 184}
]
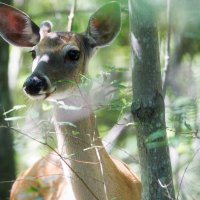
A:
[
  {"xmin": 0, "ymin": 3, "xmax": 40, "ymax": 47},
  {"xmin": 85, "ymin": 2, "xmax": 121, "ymax": 48}
]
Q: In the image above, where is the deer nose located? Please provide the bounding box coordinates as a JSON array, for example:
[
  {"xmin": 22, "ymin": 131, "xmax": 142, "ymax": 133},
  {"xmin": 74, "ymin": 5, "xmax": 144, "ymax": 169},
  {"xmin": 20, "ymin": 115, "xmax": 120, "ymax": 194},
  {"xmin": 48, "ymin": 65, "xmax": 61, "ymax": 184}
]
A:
[{"xmin": 23, "ymin": 74, "xmax": 49, "ymax": 96}]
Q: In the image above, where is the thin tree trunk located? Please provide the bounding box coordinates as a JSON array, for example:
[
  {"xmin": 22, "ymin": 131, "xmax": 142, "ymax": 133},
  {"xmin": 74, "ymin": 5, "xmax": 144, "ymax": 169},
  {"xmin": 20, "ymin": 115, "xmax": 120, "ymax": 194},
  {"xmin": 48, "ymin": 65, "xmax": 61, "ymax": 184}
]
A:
[
  {"xmin": 0, "ymin": 1, "xmax": 15, "ymax": 199},
  {"xmin": 129, "ymin": 0, "xmax": 175, "ymax": 199}
]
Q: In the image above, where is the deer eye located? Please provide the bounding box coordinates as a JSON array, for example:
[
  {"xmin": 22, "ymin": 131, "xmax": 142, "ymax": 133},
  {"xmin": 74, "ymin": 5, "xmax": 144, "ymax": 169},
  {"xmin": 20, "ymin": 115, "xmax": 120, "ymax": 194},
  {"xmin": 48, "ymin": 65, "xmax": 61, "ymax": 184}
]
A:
[
  {"xmin": 66, "ymin": 50, "xmax": 80, "ymax": 61},
  {"xmin": 30, "ymin": 50, "xmax": 36, "ymax": 60}
]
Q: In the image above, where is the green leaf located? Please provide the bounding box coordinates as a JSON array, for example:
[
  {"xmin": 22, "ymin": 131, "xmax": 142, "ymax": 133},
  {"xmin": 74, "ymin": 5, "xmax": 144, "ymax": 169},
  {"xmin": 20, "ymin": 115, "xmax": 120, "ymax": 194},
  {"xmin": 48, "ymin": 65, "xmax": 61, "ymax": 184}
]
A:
[
  {"xmin": 104, "ymin": 65, "xmax": 128, "ymax": 72},
  {"xmin": 3, "ymin": 105, "xmax": 26, "ymax": 115},
  {"xmin": 57, "ymin": 121, "xmax": 76, "ymax": 128},
  {"xmin": 56, "ymin": 79, "xmax": 75, "ymax": 85},
  {"xmin": 56, "ymin": 100, "xmax": 82, "ymax": 111},
  {"xmin": 146, "ymin": 141, "xmax": 167, "ymax": 149},
  {"xmin": 146, "ymin": 129, "xmax": 165, "ymax": 143},
  {"xmin": 42, "ymin": 103, "xmax": 53, "ymax": 111},
  {"xmin": 27, "ymin": 186, "xmax": 38, "ymax": 193},
  {"xmin": 59, "ymin": 104, "xmax": 82, "ymax": 111},
  {"xmin": 110, "ymin": 80, "xmax": 126, "ymax": 89},
  {"xmin": 80, "ymin": 74, "xmax": 93, "ymax": 90},
  {"xmin": 4, "ymin": 116, "xmax": 25, "ymax": 121},
  {"xmin": 184, "ymin": 121, "xmax": 192, "ymax": 130}
]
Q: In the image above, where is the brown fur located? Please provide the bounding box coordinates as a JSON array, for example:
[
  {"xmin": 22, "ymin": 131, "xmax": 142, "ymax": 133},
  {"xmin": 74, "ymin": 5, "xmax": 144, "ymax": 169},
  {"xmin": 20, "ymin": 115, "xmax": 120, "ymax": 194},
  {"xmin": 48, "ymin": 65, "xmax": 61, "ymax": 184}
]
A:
[{"xmin": 10, "ymin": 153, "xmax": 141, "ymax": 200}]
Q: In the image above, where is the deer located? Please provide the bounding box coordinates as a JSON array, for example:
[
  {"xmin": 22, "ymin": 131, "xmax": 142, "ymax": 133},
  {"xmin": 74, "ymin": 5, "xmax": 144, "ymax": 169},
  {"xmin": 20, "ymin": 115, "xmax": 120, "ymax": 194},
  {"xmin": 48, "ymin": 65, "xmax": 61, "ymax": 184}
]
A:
[{"xmin": 0, "ymin": 2, "xmax": 141, "ymax": 200}]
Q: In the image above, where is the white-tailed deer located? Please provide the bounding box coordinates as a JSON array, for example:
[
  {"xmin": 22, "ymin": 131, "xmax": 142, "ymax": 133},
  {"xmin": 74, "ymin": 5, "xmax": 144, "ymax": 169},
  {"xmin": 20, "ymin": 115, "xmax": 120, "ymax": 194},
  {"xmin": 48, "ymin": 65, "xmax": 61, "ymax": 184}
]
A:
[{"xmin": 0, "ymin": 2, "xmax": 141, "ymax": 200}]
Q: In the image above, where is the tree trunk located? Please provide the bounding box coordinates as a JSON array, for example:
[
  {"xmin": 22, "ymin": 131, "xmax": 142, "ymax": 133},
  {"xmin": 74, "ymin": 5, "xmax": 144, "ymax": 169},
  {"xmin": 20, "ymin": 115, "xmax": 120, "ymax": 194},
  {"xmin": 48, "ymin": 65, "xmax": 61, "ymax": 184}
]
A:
[
  {"xmin": 0, "ymin": 1, "xmax": 15, "ymax": 199},
  {"xmin": 129, "ymin": 0, "xmax": 175, "ymax": 199}
]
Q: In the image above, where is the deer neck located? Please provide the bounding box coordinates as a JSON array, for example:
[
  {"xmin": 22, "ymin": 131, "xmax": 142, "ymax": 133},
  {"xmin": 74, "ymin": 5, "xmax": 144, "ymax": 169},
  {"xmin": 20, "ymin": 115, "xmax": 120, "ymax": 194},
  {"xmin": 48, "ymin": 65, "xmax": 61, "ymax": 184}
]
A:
[{"xmin": 53, "ymin": 92, "xmax": 110, "ymax": 200}]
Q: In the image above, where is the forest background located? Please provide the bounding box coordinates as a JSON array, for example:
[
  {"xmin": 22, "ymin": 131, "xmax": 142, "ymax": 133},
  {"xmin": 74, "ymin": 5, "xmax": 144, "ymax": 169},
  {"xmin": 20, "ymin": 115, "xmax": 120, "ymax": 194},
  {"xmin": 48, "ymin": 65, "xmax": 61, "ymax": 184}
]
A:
[{"xmin": 0, "ymin": 0, "xmax": 200, "ymax": 199}]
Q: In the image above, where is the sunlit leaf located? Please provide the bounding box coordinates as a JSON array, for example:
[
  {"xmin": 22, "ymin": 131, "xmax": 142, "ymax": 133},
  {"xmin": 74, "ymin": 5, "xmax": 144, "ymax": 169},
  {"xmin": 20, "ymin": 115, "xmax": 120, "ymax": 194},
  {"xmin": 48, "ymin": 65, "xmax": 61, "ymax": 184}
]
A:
[
  {"xmin": 57, "ymin": 121, "xmax": 76, "ymax": 128},
  {"xmin": 4, "ymin": 116, "xmax": 25, "ymax": 121},
  {"xmin": 146, "ymin": 130, "xmax": 165, "ymax": 143},
  {"xmin": 3, "ymin": 105, "xmax": 26, "ymax": 115},
  {"xmin": 104, "ymin": 65, "xmax": 128, "ymax": 72},
  {"xmin": 184, "ymin": 121, "xmax": 192, "ymax": 131}
]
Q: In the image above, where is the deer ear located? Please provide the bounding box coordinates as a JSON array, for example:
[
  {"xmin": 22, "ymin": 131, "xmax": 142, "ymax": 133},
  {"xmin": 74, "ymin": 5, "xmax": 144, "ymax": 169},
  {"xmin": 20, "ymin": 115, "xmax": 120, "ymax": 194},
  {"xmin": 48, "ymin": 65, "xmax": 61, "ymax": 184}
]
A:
[
  {"xmin": 40, "ymin": 21, "xmax": 53, "ymax": 39},
  {"xmin": 0, "ymin": 3, "xmax": 40, "ymax": 47},
  {"xmin": 85, "ymin": 2, "xmax": 121, "ymax": 48}
]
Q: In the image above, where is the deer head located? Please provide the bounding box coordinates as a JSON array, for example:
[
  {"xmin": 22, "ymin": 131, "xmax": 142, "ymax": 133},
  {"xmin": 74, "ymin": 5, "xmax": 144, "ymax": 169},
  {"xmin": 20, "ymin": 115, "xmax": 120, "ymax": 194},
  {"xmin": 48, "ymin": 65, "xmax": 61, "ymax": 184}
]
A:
[{"xmin": 0, "ymin": 2, "xmax": 121, "ymax": 100}]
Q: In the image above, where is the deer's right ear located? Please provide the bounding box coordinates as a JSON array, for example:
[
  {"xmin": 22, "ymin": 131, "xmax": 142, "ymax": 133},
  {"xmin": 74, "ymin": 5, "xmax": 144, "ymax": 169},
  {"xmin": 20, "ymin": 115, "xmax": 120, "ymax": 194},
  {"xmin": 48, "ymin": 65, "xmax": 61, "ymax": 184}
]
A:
[{"xmin": 0, "ymin": 3, "xmax": 40, "ymax": 47}]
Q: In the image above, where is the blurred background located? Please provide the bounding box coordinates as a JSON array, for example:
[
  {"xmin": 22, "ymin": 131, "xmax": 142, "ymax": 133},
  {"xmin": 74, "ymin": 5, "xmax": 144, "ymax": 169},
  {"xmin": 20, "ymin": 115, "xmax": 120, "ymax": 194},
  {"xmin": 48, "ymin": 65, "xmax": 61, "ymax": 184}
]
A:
[{"xmin": 0, "ymin": 0, "xmax": 200, "ymax": 199}]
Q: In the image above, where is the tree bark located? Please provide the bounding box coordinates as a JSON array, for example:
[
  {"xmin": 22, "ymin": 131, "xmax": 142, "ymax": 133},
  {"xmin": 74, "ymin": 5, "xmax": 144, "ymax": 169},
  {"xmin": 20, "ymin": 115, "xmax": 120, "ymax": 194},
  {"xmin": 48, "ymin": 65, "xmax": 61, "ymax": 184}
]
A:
[
  {"xmin": 0, "ymin": 1, "xmax": 15, "ymax": 199},
  {"xmin": 129, "ymin": 0, "xmax": 175, "ymax": 199}
]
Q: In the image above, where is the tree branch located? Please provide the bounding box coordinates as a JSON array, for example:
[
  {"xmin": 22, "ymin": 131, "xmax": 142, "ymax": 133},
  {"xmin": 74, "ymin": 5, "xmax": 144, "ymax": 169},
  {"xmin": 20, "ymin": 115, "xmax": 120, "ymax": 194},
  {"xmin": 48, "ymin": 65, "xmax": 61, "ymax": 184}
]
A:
[
  {"xmin": 67, "ymin": 0, "xmax": 77, "ymax": 32},
  {"xmin": 162, "ymin": 0, "xmax": 172, "ymax": 96},
  {"xmin": 103, "ymin": 112, "xmax": 132, "ymax": 152}
]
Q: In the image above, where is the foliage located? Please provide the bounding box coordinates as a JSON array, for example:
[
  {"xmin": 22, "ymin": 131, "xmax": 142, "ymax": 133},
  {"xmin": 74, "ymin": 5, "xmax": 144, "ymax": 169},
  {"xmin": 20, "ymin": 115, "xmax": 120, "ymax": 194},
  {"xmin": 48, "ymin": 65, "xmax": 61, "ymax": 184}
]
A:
[{"xmin": 0, "ymin": 0, "xmax": 200, "ymax": 199}]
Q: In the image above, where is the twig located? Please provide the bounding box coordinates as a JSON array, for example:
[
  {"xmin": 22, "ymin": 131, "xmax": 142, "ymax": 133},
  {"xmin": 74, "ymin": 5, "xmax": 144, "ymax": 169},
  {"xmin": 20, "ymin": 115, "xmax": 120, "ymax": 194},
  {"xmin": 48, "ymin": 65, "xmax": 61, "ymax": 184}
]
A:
[
  {"xmin": 103, "ymin": 112, "xmax": 133, "ymax": 152},
  {"xmin": 162, "ymin": 0, "xmax": 172, "ymax": 96},
  {"xmin": 176, "ymin": 147, "xmax": 200, "ymax": 200},
  {"xmin": 158, "ymin": 179, "xmax": 174, "ymax": 200},
  {"xmin": 46, "ymin": 145, "xmax": 100, "ymax": 200},
  {"xmin": 0, "ymin": 125, "xmax": 100, "ymax": 200},
  {"xmin": 67, "ymin": 0, "xmax": 77, "ymax": 32}
]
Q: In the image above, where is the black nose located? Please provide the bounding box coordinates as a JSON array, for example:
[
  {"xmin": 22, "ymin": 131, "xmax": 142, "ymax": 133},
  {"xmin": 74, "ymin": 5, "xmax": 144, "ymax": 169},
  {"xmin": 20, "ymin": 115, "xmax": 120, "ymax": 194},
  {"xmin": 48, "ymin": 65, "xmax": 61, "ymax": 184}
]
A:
[{"xmin": 23, "ymin": 74, "xmax": 48, "ymax": 96}]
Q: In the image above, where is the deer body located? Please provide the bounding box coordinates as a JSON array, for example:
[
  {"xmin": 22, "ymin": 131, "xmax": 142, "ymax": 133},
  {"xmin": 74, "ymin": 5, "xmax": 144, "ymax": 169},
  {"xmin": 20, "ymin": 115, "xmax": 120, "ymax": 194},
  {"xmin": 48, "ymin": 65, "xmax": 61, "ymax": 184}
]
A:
[{"xmin": 0, "ymin": 2, "xmax": 141, "ymax": 200}]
